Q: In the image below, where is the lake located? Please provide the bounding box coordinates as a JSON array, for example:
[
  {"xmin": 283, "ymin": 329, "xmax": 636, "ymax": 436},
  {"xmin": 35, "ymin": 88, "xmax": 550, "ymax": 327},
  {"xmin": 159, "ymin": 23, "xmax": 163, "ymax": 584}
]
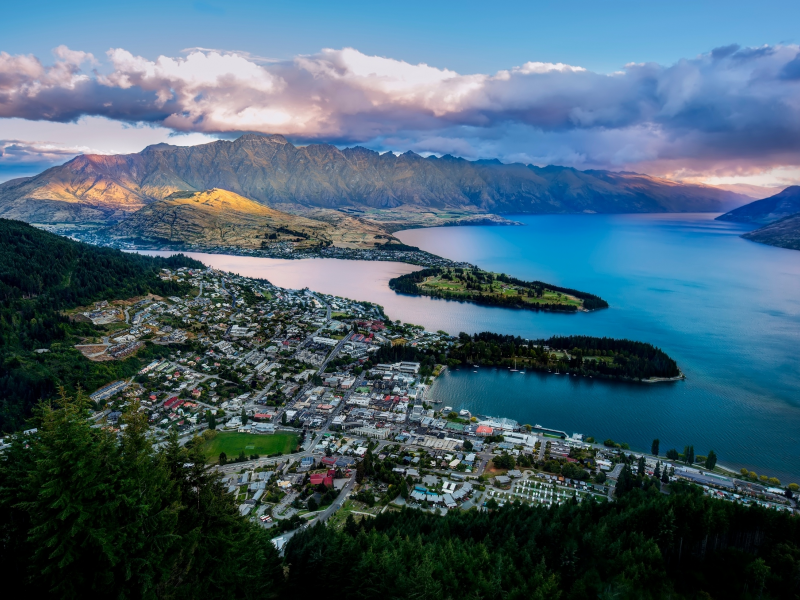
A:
[{"xmin": 150, "ymin": 213, "xmax": 800, "ymax": 483}]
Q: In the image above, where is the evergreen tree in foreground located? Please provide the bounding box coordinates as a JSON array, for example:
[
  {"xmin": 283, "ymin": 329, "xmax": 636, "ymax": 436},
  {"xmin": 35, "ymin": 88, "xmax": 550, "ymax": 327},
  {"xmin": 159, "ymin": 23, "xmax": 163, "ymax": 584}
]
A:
[{"xmin": 0, "ymin": 391, "xmax": 283, "ymax": 599}]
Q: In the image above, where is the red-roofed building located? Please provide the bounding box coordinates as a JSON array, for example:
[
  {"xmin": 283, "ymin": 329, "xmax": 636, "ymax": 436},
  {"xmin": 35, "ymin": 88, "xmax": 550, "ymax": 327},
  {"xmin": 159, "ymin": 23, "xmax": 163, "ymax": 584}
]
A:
[
  {"xmin": 320, "ymin": 456, "xmax": 337, "ymax": 467},
  {"xmin": 476, "ymin": 425, "xmax": 494, "ymax": 436},
  {"xmin": 191, "ymin": 389, "xmax": 202, "ymax": 398},
  {"xmin": 309, "ymin": 473, "xmax": 325, "ymax": 486},
  {"xmin": 164, "ymin": 396, "xmax": 182, "ymax": 409},
  {"xmin": 253, "ymin": 413, "xmax": 272, "ymax": 421}
]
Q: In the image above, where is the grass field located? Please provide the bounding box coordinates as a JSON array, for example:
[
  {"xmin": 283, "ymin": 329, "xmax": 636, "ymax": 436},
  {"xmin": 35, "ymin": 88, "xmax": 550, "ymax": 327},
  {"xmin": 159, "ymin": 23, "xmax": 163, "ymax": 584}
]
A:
[
  {"xmin": 202, "ymin": 431, "xmax": 299, "ymax": 462},
  {"xmin": 419, "ymin": 271, "xmax": 583, "ymax": 308}
]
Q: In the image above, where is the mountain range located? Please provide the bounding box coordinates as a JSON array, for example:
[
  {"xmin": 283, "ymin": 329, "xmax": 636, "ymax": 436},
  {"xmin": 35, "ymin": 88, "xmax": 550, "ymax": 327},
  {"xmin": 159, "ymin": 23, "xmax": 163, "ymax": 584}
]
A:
[
  {"xmin": 717, "ymin": 186, "xmax": 800, "ymax": 251},
  {"xmin": 0, "ymin": 134, "xmax": 751, "ymax": 227}
]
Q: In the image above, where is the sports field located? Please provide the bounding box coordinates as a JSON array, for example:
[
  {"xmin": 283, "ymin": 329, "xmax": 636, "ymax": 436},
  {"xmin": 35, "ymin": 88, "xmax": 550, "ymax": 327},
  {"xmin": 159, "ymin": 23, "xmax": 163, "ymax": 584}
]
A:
[{"xmin": 202, "ymin": 431, "xmax": 299, "ymax": 462}]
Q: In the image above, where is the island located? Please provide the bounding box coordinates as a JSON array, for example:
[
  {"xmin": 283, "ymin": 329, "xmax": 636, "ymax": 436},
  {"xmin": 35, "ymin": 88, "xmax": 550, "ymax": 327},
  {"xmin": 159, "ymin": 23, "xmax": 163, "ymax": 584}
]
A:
[{"xmin": 389, "ymin": 267, "xmax": 608, "ymax": 312}]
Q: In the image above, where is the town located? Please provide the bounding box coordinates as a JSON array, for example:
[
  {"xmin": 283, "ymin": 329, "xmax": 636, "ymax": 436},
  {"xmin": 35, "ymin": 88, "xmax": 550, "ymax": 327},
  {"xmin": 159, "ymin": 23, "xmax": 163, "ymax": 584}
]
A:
[{"xmin": 11, "ymin": 264, "xmax": 795, "ymax": 548}]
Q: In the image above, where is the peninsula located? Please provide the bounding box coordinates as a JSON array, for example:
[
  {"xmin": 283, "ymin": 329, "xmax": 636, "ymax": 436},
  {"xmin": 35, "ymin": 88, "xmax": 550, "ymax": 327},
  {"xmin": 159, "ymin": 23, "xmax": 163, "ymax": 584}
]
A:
[{"xmin": 389, "ymin": 267, "xmax": 608, "ymax": 312}]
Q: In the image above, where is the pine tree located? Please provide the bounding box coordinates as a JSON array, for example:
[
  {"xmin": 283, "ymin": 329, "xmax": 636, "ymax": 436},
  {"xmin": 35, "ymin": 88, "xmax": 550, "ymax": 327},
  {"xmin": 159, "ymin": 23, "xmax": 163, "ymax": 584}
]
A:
[
  {"xmin": 651, "ymin": 438, "xmax": 660, "ymax": 456},
  {"xmin": 705, "ymin": 450, "xmax": 717, "ymax": 470}
]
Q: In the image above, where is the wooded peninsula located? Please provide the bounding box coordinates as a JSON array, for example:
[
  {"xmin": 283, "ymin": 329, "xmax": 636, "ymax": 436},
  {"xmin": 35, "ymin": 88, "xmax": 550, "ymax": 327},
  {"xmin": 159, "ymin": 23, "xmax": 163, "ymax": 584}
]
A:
[{"xmin": 389, "ymin": 267, "xmax": 608, "ymax": 312}]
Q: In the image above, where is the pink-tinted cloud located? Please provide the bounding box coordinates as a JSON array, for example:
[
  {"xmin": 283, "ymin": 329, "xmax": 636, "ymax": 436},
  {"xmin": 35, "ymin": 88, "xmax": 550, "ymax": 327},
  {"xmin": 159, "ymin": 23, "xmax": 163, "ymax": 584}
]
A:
[{"xmin": 2, "ymin": 44, "xmax": 800, "ymax": 177}]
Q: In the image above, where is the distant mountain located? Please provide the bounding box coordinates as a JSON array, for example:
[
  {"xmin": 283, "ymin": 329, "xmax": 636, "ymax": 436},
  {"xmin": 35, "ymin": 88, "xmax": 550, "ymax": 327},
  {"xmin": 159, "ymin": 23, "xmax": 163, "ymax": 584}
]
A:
[
  {"xmin": 710, "ymin": 183, "xmax": 780, "ymax": 199},
  {"xmin": 716, "ymin": 186, "xmax": 800, "ymax": 224},
  {"xmin": 107, "ymin": 188, "xmax": 398, "ymax": 249},
  {"xmin": 742, "ymin": 214, "xmax": 800, "ymax": 251},
  {"xmin": 0, "ymin": 134, "xmax": 750, "ymax": 225}
]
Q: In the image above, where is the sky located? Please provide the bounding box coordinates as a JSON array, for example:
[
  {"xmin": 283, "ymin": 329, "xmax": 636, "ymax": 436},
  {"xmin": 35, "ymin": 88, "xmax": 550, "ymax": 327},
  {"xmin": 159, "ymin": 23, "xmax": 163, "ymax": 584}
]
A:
[{"xmin": 2, "ymin": 0, "xmax": 800, "ymax": 187}]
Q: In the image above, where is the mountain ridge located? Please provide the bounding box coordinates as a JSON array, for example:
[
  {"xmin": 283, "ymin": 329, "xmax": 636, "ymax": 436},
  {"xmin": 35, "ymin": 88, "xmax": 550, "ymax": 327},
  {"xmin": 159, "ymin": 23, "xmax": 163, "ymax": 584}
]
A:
[
  {"xmin": 0, "ymin": 133, "xmax": 753, "ymax": 225},
  {"xmin": 717, "ymin": 186, "xmax": 800, "ymax": 252},
  {"xmin": 716, "ymin": 186, "xmax": 800, "ymax": 224}
]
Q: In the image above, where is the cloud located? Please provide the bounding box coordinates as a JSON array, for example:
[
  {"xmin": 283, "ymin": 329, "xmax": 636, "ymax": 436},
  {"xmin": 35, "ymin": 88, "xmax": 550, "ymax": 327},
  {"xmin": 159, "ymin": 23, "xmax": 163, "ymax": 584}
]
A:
[{"xmin": 2, "ymin": 44, "xmax": 800, "ymax": 178}]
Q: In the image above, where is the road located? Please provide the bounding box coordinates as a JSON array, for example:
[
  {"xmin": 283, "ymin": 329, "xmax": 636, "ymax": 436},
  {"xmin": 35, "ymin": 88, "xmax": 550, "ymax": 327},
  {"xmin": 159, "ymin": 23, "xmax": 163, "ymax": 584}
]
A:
[
  {"xmin": 272, "ymin": 475, "xmax": 357, "ymax": 553},
  {"xmin": 318, "ymin": 330, "xmax": 354, "ymax": 374}
]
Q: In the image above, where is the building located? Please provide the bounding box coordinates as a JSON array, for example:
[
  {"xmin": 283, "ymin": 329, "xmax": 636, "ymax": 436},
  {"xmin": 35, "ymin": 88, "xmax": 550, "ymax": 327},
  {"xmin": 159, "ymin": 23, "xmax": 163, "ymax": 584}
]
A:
[
  {"xmin": 299, "ymin": 456, "xmax": 316, "ymax": 471},
  {"xmin": 90, "ymin": 380, "xmax": 129, "ymax": 402},
  {"xmin": 352, "ymin": 426, "xmax": 390, "ymax": 440}
]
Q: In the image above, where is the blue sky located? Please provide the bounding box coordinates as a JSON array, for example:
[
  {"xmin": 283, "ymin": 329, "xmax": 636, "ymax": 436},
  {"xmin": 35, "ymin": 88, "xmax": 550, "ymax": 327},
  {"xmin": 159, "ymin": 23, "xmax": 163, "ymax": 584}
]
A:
[
  {"xmin": 4, "ymin": 0, "xmax": 799, "ymax": 74},
  {"xmin": 2, "ymin": 0, "xmax": 800, "ymax": 187}
]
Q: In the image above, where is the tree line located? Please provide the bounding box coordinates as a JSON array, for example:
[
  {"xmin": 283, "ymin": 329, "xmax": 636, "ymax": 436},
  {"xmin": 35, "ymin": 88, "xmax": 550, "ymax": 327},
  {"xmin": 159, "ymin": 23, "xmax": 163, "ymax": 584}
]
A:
[
  {"xmin": 285, "ymin": 482, "xmax": 800, "ymax": 599},
  {"xmin": 449, "ymin": 331, "xmax": 680, "ymax": 380}
]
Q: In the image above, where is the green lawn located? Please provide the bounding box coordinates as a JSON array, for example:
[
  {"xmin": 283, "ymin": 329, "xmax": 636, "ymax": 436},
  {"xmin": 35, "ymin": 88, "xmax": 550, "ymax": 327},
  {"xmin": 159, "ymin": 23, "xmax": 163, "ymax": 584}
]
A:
[
  {"xmin": 202, "ymin": 431, "xmax": 299, "ymax": 462},
  {"xmin": 420, "ymin": 273, "xmax": 582, "ymax": 308}
]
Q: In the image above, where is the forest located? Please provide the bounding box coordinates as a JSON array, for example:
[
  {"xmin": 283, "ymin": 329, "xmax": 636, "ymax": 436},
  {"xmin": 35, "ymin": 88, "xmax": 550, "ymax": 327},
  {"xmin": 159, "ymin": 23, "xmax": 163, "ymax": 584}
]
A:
[
  {"xmin": 370, "ymin": 331, "xmax": 680, "ymax": 381},
  {"xmin": 3, "ymin": 392, "xmax": 799, "ymax": 599},
  {"xmin": 448, "ymin": 331, "xmax": 681, "ymax": 380},
  {"xmin": 389, "ymin": 267, "xmax": 609, "ymax": 312},
  {"xmin": 0, "ymin": 219, "xmax": 203, "ymax": 430},
  {"xmin": 285, "ymin": 482, "xmax": 800, "ymax": 600}
]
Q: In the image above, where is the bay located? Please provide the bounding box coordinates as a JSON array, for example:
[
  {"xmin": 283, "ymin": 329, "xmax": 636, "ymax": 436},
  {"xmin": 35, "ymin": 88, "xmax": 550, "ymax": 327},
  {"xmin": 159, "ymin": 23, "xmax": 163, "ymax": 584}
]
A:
[{"xmin": 146, "ymin": 213, "xmax": 800, "ymax": 482}]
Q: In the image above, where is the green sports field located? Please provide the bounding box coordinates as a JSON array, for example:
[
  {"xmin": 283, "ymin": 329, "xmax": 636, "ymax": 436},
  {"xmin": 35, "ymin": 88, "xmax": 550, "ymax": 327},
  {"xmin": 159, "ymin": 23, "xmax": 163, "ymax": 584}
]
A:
[{"xmin": 202, "ymin": 431, "xmax": 299, "ymax": 462}]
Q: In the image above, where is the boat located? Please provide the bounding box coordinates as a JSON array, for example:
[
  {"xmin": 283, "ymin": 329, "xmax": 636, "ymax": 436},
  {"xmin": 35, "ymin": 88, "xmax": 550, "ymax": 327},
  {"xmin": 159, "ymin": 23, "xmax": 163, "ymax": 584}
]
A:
[
  {"xmin": 473, "ymin": 365, "xmax": 479, "ymax": 368},
  {"xmin": 510, "ymin": 359, "xmax": 519, "ymax": 372},
  {"xmin": 443, "ymin": 406, "xmax": 453, "ymax": 413}
]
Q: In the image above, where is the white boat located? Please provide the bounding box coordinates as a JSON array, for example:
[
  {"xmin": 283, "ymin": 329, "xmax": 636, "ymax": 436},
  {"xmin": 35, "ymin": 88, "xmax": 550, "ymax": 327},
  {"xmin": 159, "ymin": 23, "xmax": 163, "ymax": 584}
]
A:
[
  {"xmin": 443, "ymin": 406, "xmax": 453, "ymax": 412},
  {"xmin": 510, "ymin": 359, "xmax": 519, "ymax": 372}
]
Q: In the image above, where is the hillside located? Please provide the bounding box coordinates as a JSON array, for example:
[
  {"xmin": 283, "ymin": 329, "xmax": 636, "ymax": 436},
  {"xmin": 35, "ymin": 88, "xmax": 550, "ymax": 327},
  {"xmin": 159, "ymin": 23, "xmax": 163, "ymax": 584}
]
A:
[
  {"xmin": 106, "ymin": 188, "xmax": 398, "ymax": 250},
  {"xmin": 716, "ymin": 185, "xmax": 800, "ymax": 224},
  {"xmin": 743, "ymin": 213, "xmax": 800, "ymax": 250},
  {"xmin": 0, "ymin": 218, "xmax": 203, "ymax": 430},
  {"xmin": 0, "ymin": 134, "xmax": 750, "ymax": 225}
]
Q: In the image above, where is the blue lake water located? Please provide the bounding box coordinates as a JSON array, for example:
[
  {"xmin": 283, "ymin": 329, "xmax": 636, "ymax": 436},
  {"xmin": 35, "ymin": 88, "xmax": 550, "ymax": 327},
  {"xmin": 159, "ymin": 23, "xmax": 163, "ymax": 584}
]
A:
[
  {"xmin": 151, "ymin": 213, "xmax": 800, "ymax": 483},
  {"xmin": 397, "ymin": 214, "xmax": 800, "ymax": 483}
]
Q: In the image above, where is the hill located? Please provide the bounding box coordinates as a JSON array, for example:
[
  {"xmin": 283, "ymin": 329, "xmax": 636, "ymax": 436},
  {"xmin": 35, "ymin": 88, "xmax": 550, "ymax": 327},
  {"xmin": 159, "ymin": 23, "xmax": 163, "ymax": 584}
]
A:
[
  {"xmin": 0, "ymin": 218, "xmax": 203, "ymax": 430},
  {"xmin": 106, "ymin": 188, "xmax": 398, "ymax": 250},
  {"xmin": 716, "ymin": 185, "xmax": 800, "ymax": 224},
  {"xmin": 743, "ymin": 213, "xmax": 800, "ymax": 250},
  {"xmin": 0, "ymin": 134, "xmax": 750, "ymax": 225}
]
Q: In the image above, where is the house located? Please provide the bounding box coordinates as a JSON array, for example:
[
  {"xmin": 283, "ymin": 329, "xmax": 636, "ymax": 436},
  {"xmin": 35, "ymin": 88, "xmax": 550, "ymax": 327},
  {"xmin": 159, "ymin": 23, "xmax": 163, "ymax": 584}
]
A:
[{"xmin": 476, "ymin": 425, "xmax": 494, "ymax": 437}]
